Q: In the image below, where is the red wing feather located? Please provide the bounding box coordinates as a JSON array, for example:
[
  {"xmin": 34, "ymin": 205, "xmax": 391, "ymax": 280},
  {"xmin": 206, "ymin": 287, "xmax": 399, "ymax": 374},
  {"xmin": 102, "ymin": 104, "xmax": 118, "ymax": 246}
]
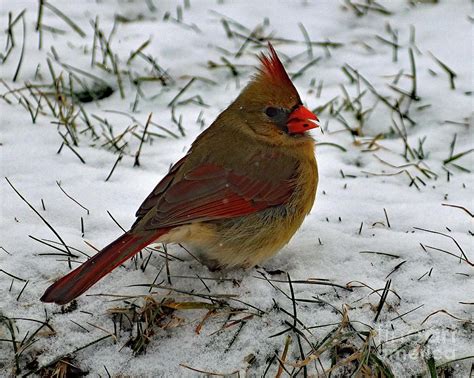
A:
[
  {"xmin": 137, "ymin": 162, "xmax": 297, "ymax": 230},
  {"xmin": 135, "ymin": 155, "xmax": 187, "ymax": 219}
]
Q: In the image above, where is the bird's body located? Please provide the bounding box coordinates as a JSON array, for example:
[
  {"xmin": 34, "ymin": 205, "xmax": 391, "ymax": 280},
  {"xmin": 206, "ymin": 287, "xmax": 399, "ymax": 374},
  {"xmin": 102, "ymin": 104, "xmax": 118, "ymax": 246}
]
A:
[
  {"xmin": 157, "ymin": 123, "xmax": 318, "ymax": 269},
  {"xmin": 41, "ymin": 43, "xmax": 319, "ymax": 305}
]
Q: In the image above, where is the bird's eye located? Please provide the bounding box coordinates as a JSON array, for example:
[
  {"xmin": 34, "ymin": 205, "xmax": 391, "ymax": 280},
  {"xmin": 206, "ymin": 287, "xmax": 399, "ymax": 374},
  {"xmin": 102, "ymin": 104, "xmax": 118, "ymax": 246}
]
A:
[{"xmin": 265, "ymin": 107, "xmax": 278, "ymax": 117}]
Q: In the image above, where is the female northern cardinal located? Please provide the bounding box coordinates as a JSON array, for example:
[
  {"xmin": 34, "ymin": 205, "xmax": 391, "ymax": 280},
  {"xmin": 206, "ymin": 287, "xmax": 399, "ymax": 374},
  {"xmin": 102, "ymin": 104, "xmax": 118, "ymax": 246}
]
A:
[{"xmin": 41, "ymin": 43, "xmax": 319, "ymax": 305}]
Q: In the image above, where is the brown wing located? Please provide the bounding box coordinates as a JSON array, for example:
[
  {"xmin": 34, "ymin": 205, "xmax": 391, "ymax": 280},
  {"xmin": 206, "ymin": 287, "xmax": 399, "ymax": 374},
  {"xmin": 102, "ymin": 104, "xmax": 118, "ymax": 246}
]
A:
[
  {"xmin": 135, "ymin": 155, "xmax": 187, "ymax": 220},
  {"xmin": 133, "ymin": 155, "xmax": 298, "ymax": 230}
]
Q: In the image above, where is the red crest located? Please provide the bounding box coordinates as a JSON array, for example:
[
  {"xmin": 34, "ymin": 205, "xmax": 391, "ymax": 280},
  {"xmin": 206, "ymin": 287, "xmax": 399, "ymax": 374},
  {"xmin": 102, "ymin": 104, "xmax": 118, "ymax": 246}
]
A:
[{"xmin": 258, "ymin": 42, "xmax": 294, "ymax": 88}]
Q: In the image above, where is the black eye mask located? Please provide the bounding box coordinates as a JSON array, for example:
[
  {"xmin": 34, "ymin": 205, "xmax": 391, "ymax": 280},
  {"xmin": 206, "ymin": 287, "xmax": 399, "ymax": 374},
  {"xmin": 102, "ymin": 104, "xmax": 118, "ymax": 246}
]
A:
[{"xmin": 264, "ymin": 104, "xmax": 300, "ymax": 134}]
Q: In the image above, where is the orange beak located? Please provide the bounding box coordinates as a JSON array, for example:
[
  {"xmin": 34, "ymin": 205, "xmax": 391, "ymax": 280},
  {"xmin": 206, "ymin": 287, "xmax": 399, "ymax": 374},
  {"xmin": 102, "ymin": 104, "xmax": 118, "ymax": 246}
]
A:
[{"xmin": 286, "ymin": 105, "xmax": 319, "ymax": 134}]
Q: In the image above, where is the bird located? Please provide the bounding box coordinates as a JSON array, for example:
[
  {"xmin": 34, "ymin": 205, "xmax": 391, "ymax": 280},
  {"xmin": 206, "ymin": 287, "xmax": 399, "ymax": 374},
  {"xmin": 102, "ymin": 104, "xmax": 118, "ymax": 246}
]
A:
[{"xmin": 41, "ymin": 43, "xmax": 319, "ymax": 305}]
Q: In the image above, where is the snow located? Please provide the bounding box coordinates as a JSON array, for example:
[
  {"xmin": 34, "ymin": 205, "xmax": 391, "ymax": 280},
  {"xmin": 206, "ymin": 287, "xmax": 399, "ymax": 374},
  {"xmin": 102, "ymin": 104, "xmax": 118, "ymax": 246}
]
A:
[{"xmin": 1, "ymin": 0, "xmax": 472, "ymax": 376}]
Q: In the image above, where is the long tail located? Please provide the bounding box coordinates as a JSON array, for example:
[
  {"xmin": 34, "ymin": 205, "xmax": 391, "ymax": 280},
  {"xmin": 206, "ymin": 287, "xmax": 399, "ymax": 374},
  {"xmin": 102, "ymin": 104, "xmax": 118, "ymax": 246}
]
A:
[{"xmin": 41, "ymin": 229, "xmax": 169, "ymax": 305}]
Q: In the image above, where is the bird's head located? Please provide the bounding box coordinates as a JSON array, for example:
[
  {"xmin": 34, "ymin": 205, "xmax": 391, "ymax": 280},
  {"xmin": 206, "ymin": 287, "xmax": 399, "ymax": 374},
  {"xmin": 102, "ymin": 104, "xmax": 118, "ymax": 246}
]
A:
[{"xmin": 230, "ymin": 42, "xmax": 319, "ymax": 143}]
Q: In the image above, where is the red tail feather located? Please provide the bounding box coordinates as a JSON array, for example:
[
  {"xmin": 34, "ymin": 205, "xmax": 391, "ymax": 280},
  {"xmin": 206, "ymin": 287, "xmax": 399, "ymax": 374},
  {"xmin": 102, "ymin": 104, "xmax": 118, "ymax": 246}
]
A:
[{"xmin": 41, "ymin": 230, "xmax": 168, "ymax": 305}]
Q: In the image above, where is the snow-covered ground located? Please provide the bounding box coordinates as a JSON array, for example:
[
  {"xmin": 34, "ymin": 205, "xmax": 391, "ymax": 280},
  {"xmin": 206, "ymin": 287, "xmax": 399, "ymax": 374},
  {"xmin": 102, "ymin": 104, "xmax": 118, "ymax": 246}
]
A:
[{"xmin": 1, "ymin": 0, "xmax": 472, "ymax": 376}]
